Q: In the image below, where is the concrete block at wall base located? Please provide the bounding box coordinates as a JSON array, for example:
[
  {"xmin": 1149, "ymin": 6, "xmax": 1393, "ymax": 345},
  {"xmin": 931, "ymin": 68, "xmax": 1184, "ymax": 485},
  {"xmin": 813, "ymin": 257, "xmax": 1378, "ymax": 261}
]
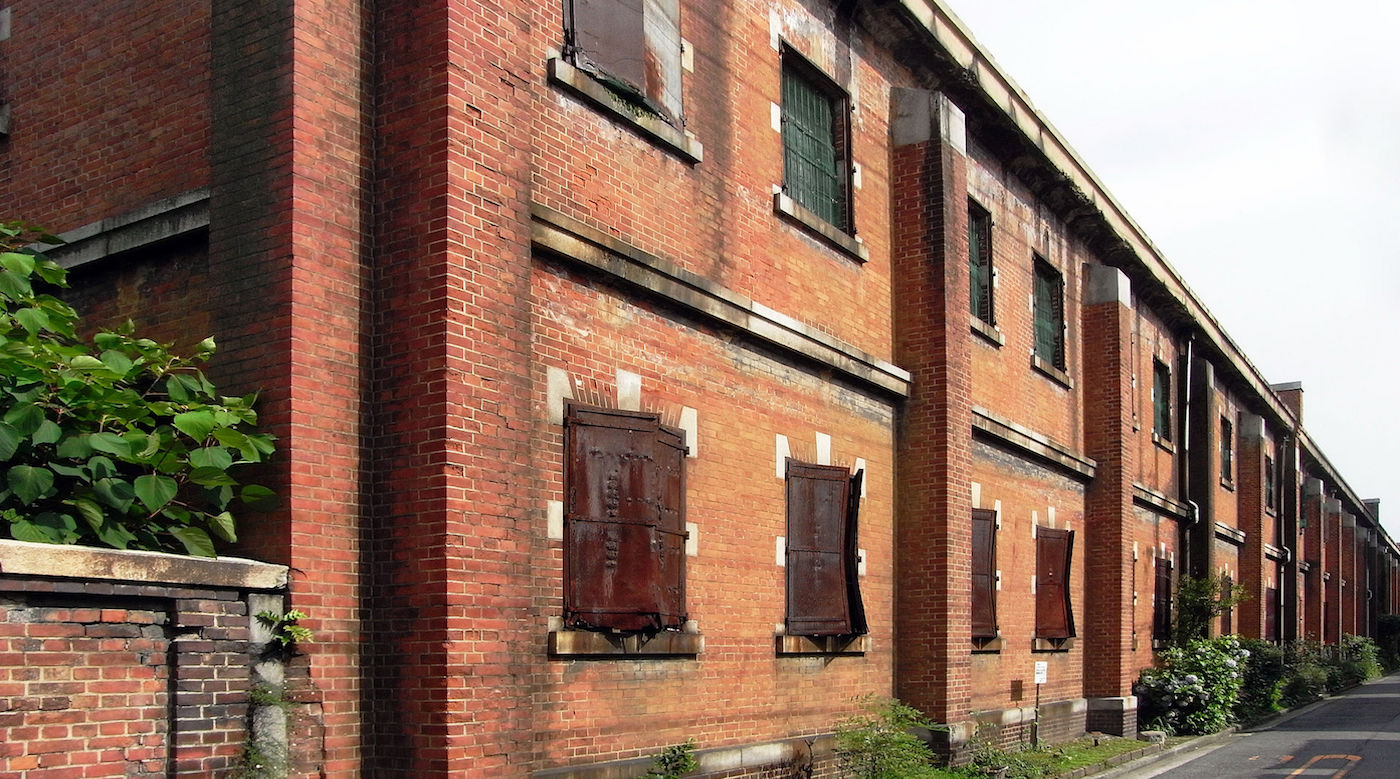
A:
[{"xmin": 1087, "ymin": 696, "xmax": 1139, "ymax": 738}]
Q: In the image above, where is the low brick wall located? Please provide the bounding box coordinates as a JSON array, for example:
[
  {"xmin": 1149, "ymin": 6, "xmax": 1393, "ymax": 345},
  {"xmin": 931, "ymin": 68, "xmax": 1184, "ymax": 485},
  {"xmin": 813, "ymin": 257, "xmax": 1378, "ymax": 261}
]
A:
[{"xmin": 0, "ymin": 540, "xmax": 288, "ymax": 777}]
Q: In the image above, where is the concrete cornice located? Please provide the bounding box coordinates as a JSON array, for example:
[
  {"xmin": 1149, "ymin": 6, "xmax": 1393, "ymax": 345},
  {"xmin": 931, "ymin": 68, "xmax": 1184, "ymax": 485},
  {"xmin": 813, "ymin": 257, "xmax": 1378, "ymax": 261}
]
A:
[
  {"xmin": 971, "ymin": 406, "xmax": 1096, "ymax": 481},
  {"xmin": 32, "ymin": 189, "xmax": 210, "ymax": 269},
  {"xmin": 0, "ymin": 539, "xmax": 287, "ymax": 591}
]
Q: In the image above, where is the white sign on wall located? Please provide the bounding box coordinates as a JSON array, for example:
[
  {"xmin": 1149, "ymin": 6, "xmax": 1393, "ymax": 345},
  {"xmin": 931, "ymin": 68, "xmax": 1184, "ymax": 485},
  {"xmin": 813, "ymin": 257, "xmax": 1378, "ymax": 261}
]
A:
[{"xmin": 1034, "ymin": 661, "xmax": 1048, "ymax": 685}]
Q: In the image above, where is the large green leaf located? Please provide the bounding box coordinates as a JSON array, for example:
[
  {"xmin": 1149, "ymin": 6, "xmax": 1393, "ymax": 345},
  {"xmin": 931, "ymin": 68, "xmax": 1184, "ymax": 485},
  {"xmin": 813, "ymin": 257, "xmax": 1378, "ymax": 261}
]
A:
[
  {"xmin": 239, "ymin": 484, "xmax": 276, "ymax": 506},
  {"xmin": 133, "ymin": 474, "xmax": 178, "ymax": 513},
  {"xmin": 98, "ymin": 349, "xmax": 134, "ymax": 376},
  {"xmin": 0, "ymin": 269, "xmax": 32, "ymax": 300},
  {"xmin": 88, "ymin": 432, "xmax": 132, "ymax": 458},
  {"xmin": 68, "ymin": 497, "xmax": 106, "ymax": 529},
  {"xmin": 173, "ymin": 411, "xmax": 217, "ymax": 442},
  {"xmin": 14, "ymin": 307, "xmax": 50, "ymax": 335},
  {"xmin": 3, "ymin": 403, "xmax": 44, "ymax": 436},
  {"xmin": 169, "ymin": 526, "xmax": 216, "ymax": 558},
  {"xmin": 68, "ymin": 354, "xmax": 109, "ymax": 372},
  {"xmin": 189, "ymin": 466, "xmax": 237, "ymax": 487},
  {"xmin": 0, "ymin": 422, "xmax": 20, "ymax": 461},
  {"xmin": 207, "ymin": 511, "xmax": 237, "ymax": 543},
  {"xmin": 56, "ymin": 434, "xmax": 93, "ymax": 459},
  {"xmin": 0, "ymin": 251, "xmax": 36, "ymax": 277},
  {"xmin": 31, "ymin": 419, "xmax": 61, "ymax": 445},
  {"xmin": 189, "ymin": 446, "xmax": 233, "ymax": 471},
  {"xmin": 7, "ymin": 464, "xmax": 54, "ymax": 505},
  {"xmin": 92, "ymin": 477, "xmax": 135, "ymax": 512},
  {"xmin": 86, "ymin": 456, "xmax": 116, "ymax": 480}
]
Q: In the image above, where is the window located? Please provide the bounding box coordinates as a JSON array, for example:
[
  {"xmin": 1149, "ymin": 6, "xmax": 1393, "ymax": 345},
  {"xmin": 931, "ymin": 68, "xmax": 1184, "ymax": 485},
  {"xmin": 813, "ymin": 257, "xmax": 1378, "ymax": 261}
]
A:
[
  {"xmin": 1265, "ymin": 585, "xmax": 1279, "ymax": 641},
  {"xmin": 1034, "ymin": 527, "xmax": 1075, "ymax": 641},
  {"xmin": 1152, "ymin": 359, "xmax": 1172, "ymax": 441},
  {"xmin": 1220, "ymin": 574, "xmax": 1234, "ymax": 634},
  {"xmin": 781, "ymin": 50, "xmax": 852, "ymax": 233},
  {"xmin": 563, "ymin": 404, "xmax": 688, "ymax": 632},
  {"xmin": 969, "ymin": 201, "xmax": 994, "ymax": 324},
  {"xmin": 971, "ymin": 509, "xmax": 998, "ymax": 640},
  {"xmin": 1152, "ymin": 555, "xmax": 1173, "ymax": 643},
  {"xmin": 784, "ymin": 459, "xmax": 866, "ymax": 636},
  {"xmin": 1220, "ymin": 416, "xmax": 1234, "ymax": 484},
  {"xmin": 564, "ymin": 0, "xmax": 683, "ymax": 124},
  {"xmin": 1265, "ymin": 454, "xmax": 1277, "ymax": 513},
  {"xmin": 1033, "ymin": 257, "xmax": 1066, "ymax": 371}
]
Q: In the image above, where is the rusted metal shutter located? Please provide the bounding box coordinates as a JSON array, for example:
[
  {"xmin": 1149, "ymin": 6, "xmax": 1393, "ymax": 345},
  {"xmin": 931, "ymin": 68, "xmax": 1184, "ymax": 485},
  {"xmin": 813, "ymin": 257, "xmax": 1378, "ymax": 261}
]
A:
[
  {"xmin": 971, "ymin": 509, "xmax": 998, "ymax": 638},
  {"xmin": 566, "ymin": 0, "xmax": 682, "ymax": 122},
  {"xmin": 1152, "ymin": 556, "xmax": 1173, "ymax": 642},
  {"xmin": 1035, "ymin": 527, "xmax": 1075, "ymax": 639},
  {"xmin": 564, "ymin": 404, "xmax": 687, "ymax": 632},
  {"xmin": 1220, "ymin": 574, "xmax": 1234, "ymax": 635},
  {"xmin": 785, "ymin": 460, "xmax": 863, "ymax": 636},
  {"xmin": 844, "ymin": 468, "xmax": 867, "ymax": 636}
]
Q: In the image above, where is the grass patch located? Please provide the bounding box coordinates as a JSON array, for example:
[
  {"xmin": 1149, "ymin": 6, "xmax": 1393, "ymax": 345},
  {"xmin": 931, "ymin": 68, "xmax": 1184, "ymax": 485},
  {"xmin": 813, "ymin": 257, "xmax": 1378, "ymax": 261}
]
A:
[{"xmin": 935, "ymin": 734, "xmax": 1152, "ymax": 778}]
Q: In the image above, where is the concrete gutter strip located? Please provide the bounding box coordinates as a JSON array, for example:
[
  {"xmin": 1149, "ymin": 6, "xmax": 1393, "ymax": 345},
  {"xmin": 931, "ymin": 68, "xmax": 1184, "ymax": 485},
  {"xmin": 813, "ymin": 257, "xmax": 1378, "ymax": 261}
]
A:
[{"xmin": 0, "ymin": 538, "xmax": 288, "ymax": 591}]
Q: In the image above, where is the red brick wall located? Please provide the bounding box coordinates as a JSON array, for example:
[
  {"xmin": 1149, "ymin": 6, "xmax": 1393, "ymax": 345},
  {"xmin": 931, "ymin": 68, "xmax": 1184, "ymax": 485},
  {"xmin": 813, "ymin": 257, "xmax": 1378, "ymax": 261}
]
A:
[{"xmin": 0, "ymin": 0, "xmax": 209, "ymax": 232}]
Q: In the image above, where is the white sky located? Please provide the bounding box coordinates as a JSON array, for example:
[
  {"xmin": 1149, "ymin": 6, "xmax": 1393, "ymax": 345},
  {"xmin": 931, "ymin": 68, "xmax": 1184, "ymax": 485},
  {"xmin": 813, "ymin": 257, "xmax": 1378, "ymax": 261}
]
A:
[{"xmin": 945, "ymin": 0, "xmax": 1400, "ymax": 538}]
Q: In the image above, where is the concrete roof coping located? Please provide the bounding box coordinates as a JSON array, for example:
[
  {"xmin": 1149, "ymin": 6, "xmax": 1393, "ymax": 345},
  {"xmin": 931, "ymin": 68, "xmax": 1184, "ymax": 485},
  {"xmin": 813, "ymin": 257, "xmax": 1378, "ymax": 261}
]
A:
[{"xmin": 0, "ymin": 539, "xmax": 288, "ymax": 591}]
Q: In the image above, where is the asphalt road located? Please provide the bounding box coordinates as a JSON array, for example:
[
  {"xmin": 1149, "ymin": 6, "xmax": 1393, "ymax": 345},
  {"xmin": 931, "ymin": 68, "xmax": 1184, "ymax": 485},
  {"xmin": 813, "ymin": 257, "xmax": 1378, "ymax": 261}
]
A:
[{"xmin": 1108, "ymin": 673, "xmax": 1400, "ymax": 778}]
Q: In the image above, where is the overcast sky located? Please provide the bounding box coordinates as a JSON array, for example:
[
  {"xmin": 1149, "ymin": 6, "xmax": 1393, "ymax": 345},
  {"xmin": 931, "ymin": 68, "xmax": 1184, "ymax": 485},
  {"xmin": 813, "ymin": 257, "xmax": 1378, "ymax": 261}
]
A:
[{"xmin": 945, "ymin": 0, "xmax": 1400, "ymax": 539}]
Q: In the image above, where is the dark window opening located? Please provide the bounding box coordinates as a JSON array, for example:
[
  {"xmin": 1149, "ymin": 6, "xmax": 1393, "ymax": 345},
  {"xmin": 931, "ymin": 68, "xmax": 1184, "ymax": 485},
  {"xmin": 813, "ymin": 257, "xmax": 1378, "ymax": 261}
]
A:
[
  {"xmin": 1152, "ymin": 555, "xmax": 1173, "ymax": 642},
  {"xmin": 1221, "ymin": 574, "xmax": 1234, "ymax": 634},
  {"xmin": 1035, "ymin": 527, "xmax": 1075, "ymax": 640},
  {"xmin": 1265, "ymin": 585, "xmax": 1279, "ymax": 642},
  {"xmin": 1033, "ymin": 257, "xmax": 1066, "ymax": 370},
  {"xmin": 564, "ymin": 403, "xmax": 688, "ymax": 633},
  {"xmin": 969, "ymin": 201, "xmax": 994, "ymax": 324},
  {"xmin": 1265, "ymin": 454, "xmax": 1277, "ymax": 513},
  {"xmin": 564, "ymin": 0, "xmax": 683, "ymax": 124},
  {"xmin": 971, "ymin": 508, "xmax": 998, "ymax": 640},
  {"xmin": 781, "ymin": 49, "xmax": 852, "ymax": 233},
  {"xmin": 1153, "ymin": 359, "xmax": 1172, "ymax": 441},
  {"xmin": 784, "ymin": 459, "xmax": 866, "ymax": 637},
  {"xmin": 1220, "ymin": 416, "xmax": 1234, "ymax": 484}
]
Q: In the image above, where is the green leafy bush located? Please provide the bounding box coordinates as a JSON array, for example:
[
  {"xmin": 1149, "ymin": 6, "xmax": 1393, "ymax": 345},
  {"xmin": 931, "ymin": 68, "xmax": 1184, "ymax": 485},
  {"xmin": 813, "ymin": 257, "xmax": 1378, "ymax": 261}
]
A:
[
  {"xmin": 1378, "ymin": 615, "xmax": 1400, "ymax": 672},
  {"xmin": 1172, "ymin": 573, "xmax": 1247, "ymax": 645},
  {"xmin": 1234, "ymin": 638, "xmax": 1285, "ymax": 723},
  {"xmin": 1135, "ymin": 635, "xmax": 1249, "ymax": 735},
  {"xmin": 0, "ymin": 222, "xmax": 273, "ymax": 556},
  {"xmin": 1331, "ymin": 634, "xmax": 1382, "ymax": 691},
  {"xmin": 834, "ymin": 696, "xmax": 944, "ymax": 778},
  {"xmin": 640, "ymin": 739, "xmax": 698, "ymax": 778}
]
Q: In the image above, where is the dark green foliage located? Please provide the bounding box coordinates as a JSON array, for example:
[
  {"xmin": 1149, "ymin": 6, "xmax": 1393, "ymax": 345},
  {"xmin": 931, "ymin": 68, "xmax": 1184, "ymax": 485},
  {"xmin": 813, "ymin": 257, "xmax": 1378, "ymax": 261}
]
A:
[
  {"xmin": 0, "ymin": 222, "xmax": 274, "ymax": 556},
  {"xmin": 834, "ymin": 696, "xmax": 944, "ymax": 778},
  {"xmin": 1234, "ymin": 638, "xmax": 1285, "ymax": 723},
  {"xmin": 1378, "ymin": 615, "xmax": 1400, "ymax": 671},
  {"xmin": 640, "ymin": 739, "xmax": 698, "ymax": 779},
  {"xmin": 1172, "ymin": 574, "xmax": 1247, "ymax": 645}
]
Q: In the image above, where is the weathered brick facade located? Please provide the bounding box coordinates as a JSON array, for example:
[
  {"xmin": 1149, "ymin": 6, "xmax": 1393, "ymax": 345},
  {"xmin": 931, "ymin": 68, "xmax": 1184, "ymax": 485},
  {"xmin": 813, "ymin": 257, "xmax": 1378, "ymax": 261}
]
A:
[{"xmin": 4, "ymin": 0, "xmax": 1397, "ymax": 775}]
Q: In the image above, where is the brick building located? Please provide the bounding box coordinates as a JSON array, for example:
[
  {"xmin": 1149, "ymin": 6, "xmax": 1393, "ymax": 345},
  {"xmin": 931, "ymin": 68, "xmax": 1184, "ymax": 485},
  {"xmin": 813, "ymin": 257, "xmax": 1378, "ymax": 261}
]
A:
[{"xmin": 1, "ymin": 0, "xmax": 1395, "ymax": 776}]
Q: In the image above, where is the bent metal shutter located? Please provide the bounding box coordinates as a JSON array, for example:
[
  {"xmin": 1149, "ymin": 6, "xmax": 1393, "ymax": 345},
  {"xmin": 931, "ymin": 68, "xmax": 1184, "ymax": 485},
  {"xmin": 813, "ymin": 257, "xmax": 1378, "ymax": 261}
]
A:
[
  {"xmin": 785, "ymin": 460, "xmax": 865, "ymax": 636},
  {"xmin": 1035, "ymin": 527, "xmax": 1075, "ymax": 639},
  {"xmin": 971, "ymin": 509, "xmax": 998, "ymax": 638},
  {"xmin": 567, "ymin": 0, "xmax": 682, "ymax": 122},
  {"xmin": 564, "ymin": 404, "xmax": 687, "ymax": 632}
]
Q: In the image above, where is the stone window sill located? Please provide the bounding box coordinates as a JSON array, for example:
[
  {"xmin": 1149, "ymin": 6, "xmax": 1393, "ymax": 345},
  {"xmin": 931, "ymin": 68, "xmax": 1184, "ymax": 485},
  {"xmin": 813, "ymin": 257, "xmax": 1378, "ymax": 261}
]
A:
[
  {"xmin": 1033, "ymin": 637, "xmax": 1074, "ymax": 652},
  {"xmin": 547, "ymin": 58, "xmax": 703, "ymax": 164},
  {"xmin": 549, "ymin": 628, "xmax": 703, "ymax": 658},
  {"xmin": 1152, "ymin": 433, "xmax": 1175, "ymax": 454},
  {"xmin": 972, "ymin": 317, "xmax": 1004, "ymax": 347},
  {"xmin": 773, "ymin": 192, "xmax": 869, "ymax": 262},
  {"xmin": 775, "ymin": 633, "xmax": 869, "ymax": 656},
  {"xmin": 1220, "ymin": 477, "xmax": 1235, "ymax": 492},
  {"xmin": 1032, "ymin": 356, "xmax": 1073, "ymax": 389},
  {"xmin": 972, "ymin": 635, "xmax": 1003, "ymax": 653}
]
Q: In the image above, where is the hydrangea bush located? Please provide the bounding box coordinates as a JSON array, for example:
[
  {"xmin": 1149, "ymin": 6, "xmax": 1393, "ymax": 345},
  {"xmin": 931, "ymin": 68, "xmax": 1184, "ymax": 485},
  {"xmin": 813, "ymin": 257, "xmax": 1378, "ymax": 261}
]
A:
[{"xmin": 1135, "ymin": 636, "xmax": 1249, "ymax": 735}]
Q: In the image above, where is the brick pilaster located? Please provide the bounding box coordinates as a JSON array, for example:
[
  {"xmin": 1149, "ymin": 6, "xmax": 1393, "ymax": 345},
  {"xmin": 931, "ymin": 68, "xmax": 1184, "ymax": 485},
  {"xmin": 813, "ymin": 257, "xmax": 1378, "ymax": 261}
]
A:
[
  {"xmin": 1237, "ymin": 415, "xmax": 1267, "ymax": 639},
  {"xmin": 1080, "ymin": 264, "xmax": 1137, "ymax": 735},
  {"xmin": 890, "ymin": 88, "xmax": 973, "ymax": 745}
]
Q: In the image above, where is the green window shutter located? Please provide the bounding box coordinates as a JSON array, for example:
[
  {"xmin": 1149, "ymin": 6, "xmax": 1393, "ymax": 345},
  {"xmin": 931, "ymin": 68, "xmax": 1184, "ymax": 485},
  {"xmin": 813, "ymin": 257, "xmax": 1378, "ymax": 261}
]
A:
[
  {"xmin": 1153, "ymin": 360, "xmax": 1172, "ymax": 439},
  {"xmin": 1033, "ymin": 259, "xmax": 1065, "ymax": 369},
  {"xmin": 782, "ymin": 57, "xmax": 848, "ymax": 231},
  {"xmin": 969, "ymin": 202, "xmax": 993, "ymax": 322}
]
